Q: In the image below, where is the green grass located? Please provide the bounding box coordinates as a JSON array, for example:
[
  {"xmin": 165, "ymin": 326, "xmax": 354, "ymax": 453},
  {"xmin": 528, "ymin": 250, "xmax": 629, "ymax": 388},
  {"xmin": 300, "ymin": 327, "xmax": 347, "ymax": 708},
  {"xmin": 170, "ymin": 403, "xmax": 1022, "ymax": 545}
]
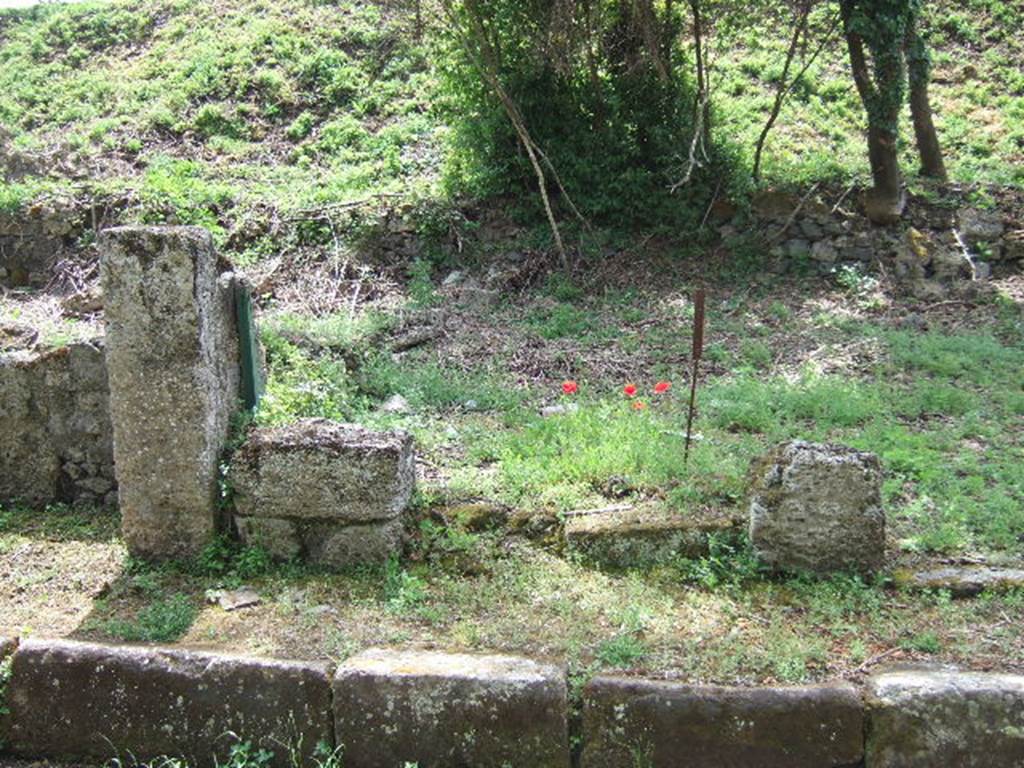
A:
[
  {"xmin": 98, "ymin": 593, "xmax": 197, "ymax": 642},
  {"xmin": 0, "ymin": 502, "xmax": 120, "ymax": 542},
  {"xmin": 248, "ymin": 291, "xmax": 1023, "ymax": 558},
  {"xmin": 495, "ymin": 401, "xmax": 748, "ymax": 514},
  {"xmin": 356, "ymin": 354, "xmax": 526, "ymax": 414},
  {"xmin": 0, "ymin": 0, "xmax": 437, "ymax": 247},
  {"xmin": 713, "ymin": 0, "xmax": 1024, "ymax": 186}
]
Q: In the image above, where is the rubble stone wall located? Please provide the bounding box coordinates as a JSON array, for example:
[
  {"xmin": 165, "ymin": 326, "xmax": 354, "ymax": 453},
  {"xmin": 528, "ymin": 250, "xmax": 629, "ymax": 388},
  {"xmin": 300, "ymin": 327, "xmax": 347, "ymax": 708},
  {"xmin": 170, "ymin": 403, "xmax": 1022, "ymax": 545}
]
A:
[
  {"xmin": 0, "ymin": 202, "xmax": 89, "ymax": 289},
  {"xmin": 0, "ymin": 340, "xmax": 116, "ymax": 508},
  {"xmin": 742, "ymin": 188, "xmax": 1023, "ymax": 297}
]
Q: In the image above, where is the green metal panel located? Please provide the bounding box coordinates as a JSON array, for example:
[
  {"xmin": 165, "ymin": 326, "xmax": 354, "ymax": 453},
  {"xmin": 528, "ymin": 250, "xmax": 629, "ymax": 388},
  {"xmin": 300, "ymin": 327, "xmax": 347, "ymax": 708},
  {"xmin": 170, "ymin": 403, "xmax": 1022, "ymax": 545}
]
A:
[{"xmin": 234, "ymin": 284, "xmax": 263, "ymax": 411}]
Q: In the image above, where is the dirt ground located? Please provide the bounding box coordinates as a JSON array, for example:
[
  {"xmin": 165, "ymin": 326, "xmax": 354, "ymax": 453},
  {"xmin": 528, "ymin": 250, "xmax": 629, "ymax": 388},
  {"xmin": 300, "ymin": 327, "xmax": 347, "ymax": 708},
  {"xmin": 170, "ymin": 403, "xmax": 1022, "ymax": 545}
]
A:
[{"xmin": 3, "ymin": 256, "xmax": 1023, "ymax": 686}]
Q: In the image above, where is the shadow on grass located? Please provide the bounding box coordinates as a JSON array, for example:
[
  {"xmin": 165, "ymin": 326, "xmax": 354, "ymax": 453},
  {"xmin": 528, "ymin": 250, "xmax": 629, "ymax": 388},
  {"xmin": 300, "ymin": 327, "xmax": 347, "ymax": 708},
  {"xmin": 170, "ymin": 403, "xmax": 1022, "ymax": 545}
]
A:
[{"xmin": 0, "ymin": 502, "xmax": 120, "ymax": 544}]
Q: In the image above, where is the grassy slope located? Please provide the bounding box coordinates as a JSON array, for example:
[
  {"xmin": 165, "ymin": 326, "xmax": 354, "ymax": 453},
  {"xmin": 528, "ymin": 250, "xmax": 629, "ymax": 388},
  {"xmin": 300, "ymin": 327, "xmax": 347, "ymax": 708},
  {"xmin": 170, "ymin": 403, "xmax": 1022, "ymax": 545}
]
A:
[
  {"xmin": 0, "ymin": 0, "xmax": 437, "ymax": 250},
  {"xmin": 0, "ymin": 0, "xmax": 1022, "ymax": 236},
  {"xmin": 716, "ymin": 0, "xmax": 1024, "ymax": 187}
]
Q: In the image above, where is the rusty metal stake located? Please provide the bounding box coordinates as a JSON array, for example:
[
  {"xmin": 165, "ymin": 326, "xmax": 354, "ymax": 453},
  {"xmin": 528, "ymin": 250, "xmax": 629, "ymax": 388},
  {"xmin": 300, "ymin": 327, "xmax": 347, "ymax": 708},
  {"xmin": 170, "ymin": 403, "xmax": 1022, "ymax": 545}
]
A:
[{"xmin": 684, "ymin": 288, "xmax": 706, "ymax": 466}]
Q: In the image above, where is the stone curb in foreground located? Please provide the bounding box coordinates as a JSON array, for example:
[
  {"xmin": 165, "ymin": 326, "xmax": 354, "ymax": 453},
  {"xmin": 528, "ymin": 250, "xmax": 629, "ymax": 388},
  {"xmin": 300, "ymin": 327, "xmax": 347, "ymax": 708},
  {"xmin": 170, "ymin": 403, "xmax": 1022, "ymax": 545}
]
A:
[
  {"xmin": 333, "ymin": 648, "xmax": 570, "ymax": 768},
  {"xmin": 2, "ymin": 639, "xmax": 1024, "ymax": 767},
  {"xmin": 866, "ymin": 668, "xmax": 1024, "ymax": 767},
  {"xmin": 2, "ymin": 639, "xmax": 332, "ymax": 768},
  {"xmin": 581, "ymin": 676, "xmax": 864, "ymax": 768}
]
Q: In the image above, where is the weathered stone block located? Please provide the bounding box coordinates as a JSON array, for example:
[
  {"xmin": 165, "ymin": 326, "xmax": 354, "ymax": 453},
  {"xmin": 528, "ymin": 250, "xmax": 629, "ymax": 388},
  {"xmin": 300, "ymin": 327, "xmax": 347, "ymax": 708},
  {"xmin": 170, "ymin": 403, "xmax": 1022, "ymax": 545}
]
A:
[
  {"xmin": 228, "ymin": 419, "xmax": 414, "ymax": 523},
  {"xmin": 581, "ymin": 676, "xmax": 864, "ymax": 768},
  {"xmin": 100, "ymin": 226, "xmax": 240, "ymax": 558},
  {"xmin": 235, "ymin": 516, "xmax": 303, "ymax": 560},
  {"xmin": 333, "ymin": 648, "xmax": 569, "ymax": 768},
  {"xmin": 749, "ymin": 440, "xmax": 885, "ymax": 575},
  {"xmin": 866, "ymin": 669, "xmax": 1024, "ymax": 767},
  {"xmin": 236, "ymin": 515, "xmax": 403, "ymax": 567},
  {"xmin": 304, "ymin": 518, "xmax": 404, "ymax": 568},
  {"xmin": 4, "ymin": 639, "xmax": 332, "ymax": 768},
  {"xmin": 958, "ymin": 207, "xmax": 1005, "ymax": 245},
  {"xmin": 565, "ymin": 505, "xmax": 738, "ymax": 568}
]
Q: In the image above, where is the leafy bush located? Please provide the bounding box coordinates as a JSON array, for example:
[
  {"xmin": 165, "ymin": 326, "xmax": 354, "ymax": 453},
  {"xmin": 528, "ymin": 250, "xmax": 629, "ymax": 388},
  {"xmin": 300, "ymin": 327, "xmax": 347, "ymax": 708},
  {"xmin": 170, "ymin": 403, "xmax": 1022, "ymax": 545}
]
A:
[{"xmin": 436, "ymin": 0, "xmax": 744, "ymax": 228}]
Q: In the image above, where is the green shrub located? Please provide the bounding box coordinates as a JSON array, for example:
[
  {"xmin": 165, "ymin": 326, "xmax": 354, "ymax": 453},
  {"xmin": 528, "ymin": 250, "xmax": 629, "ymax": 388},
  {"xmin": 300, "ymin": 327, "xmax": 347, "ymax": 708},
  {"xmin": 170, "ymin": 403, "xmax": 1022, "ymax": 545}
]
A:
[{"xmin": 436, "ymin": 0, "xmax": 743, "ymax": 227}]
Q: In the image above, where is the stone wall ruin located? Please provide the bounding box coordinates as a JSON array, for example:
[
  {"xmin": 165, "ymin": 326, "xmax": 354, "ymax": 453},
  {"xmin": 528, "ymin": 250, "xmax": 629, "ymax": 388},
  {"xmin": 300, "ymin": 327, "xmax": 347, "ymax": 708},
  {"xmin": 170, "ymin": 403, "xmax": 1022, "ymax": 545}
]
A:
[
  {"xmin": 0, "ymin": 201, "xmax": 91, "ymax": 290},
  {"xmin": 738, "ymin": 188, "xmax": 1023, "ymax": 296},
  {"xmin": 0, "ymin": 340, "xmax": 116, "ymax": 508},
  {"xmin": 228, "ymin": 419, "xmax": 415, "ymax": 567}
]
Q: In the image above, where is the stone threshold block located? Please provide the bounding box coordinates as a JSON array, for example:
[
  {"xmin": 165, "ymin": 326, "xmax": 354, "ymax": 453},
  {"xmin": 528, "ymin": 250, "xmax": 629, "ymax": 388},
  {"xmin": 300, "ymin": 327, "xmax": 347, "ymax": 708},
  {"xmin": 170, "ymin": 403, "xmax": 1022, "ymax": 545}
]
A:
[
  {"xmin": 866, "ymin": 668, "xmax": 1024, "ymax": 767},
  {"xmin": 3, "ymin": 639, "xmax": 332, "ymax": 768},
  {"xmin": 229, "ymin": 419, "xmax": 414, "ymax": 569},
  {"xmin": 564, "ymin": 504, "xmax": 739, "ymax": 568},
  {"xmin": 333, "ymin": 648, "xmax": 570, "ymax": 768},
  {"xmin": 581, "ymin": 676, "xmax": 864, "ymax": 768},
  {"xmin": 901, "ymin": 565, "xmax": 1024, "ymax": 597}
]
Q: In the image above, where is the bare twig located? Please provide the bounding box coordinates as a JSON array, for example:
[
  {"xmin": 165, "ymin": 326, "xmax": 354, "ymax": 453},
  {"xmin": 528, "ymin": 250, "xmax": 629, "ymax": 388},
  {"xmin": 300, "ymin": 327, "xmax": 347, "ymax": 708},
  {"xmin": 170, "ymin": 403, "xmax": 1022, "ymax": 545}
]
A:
[
  {"xmin": 754, "ymin": 7, "xmax": 840, "ymax": 182},
  {"xmin": 669, "ymin": 92, "xmax": 711, "ymax": 193},
  {"xmin": 768, "ymin": 181, "xmax": 821, "ymax": 243},
  {"xmin": 700, "ymin": 178, "xmax": 724, "ymax": 228},
  {"xmin": 851, "ymin": 647, "xmax": 901, "ymax": 676},
  {"xmin": 684, "ymin": 288, "xmax": 706, "ymax": 466},
  {"xmin": 831, "ymin": 183, "xmax": 857, "ymax": 213},
  {"xmin": 284, "ymin": 192, "xmax": 404, "ymax": 222}
]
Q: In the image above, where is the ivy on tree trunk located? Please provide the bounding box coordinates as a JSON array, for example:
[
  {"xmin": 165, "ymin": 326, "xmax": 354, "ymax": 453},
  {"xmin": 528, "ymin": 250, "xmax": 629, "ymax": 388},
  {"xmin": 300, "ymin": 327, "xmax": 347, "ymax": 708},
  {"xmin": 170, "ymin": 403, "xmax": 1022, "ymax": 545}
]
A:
[{"xmin": 840, "ymin": 0, "xmax": 915, "ymax": 223}]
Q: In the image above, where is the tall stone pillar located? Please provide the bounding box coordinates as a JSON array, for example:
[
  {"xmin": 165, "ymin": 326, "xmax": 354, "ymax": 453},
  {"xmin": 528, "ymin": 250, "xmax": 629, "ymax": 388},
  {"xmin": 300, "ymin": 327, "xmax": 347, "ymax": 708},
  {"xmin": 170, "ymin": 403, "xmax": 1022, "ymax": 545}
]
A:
[{"xmin": 100, "ymin": 226, "xmax": 240, "ymax": 559}]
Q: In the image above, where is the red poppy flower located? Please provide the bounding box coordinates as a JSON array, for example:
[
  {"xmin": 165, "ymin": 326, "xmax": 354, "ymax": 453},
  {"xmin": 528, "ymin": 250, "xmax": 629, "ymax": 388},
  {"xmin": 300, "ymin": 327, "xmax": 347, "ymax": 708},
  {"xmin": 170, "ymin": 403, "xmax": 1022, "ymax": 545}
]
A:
[
  {"xmin": 562, "ymin": 380, "xmax": 578, "ymax": 395},
  {"xmin": 632, "ymin": 400, "xmax": 647, "ymax": 410},
  {"xmin": 623, "ymin": 383, "xmax": 637, "ymax": 398},
  {"xmin": 654, "ymin": 381, "xmax": 671, "ymax": 394}
]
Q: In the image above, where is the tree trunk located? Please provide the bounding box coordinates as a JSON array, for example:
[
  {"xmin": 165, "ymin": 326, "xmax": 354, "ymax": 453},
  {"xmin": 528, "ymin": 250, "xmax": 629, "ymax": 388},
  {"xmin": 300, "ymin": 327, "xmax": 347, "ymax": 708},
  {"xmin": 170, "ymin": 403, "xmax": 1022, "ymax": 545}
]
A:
[
  {"xmin": 905, "ymin": 16, "xmax": 947, "ymax": 179},
  {"xmin": 865, "ymin": 123, "xmax": 903, "ymax": 221},
  {"xmin": 841, "ymin": 2, "xmax": 905, "ymax": 223}
]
